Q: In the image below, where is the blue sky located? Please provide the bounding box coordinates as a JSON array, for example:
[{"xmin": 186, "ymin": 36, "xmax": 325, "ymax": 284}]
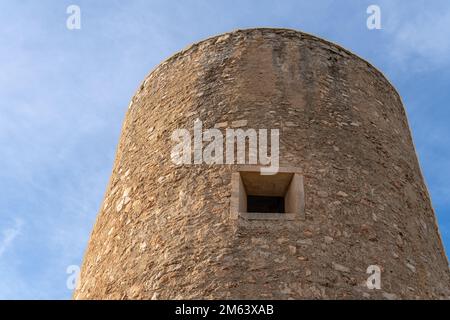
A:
[{"xmin": 0, "ymin": 0, "xmax": 449, "ymax": 299}]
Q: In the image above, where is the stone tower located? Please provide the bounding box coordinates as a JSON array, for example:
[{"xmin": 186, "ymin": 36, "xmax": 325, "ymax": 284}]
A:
[{"xmin": 74, "ymin": 29, "xmax": 450, "ymax": 299}]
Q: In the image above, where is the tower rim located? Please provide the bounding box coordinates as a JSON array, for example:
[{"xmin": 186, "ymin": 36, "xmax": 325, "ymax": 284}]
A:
[{"xmin": 137, "ymin": 27, "xmax": 401, "ymax": 103}]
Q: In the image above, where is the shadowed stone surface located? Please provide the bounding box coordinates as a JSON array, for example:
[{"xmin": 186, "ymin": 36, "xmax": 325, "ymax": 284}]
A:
[{"xmin": 74, "ymin": 28, "xmax": 450, "ymax": 299}]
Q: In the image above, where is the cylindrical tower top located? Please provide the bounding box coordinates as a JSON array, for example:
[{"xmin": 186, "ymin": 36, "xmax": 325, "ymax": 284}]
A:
[{"xmin": 75, "ymin": 28, "xmax": 449, "ymax": 300}]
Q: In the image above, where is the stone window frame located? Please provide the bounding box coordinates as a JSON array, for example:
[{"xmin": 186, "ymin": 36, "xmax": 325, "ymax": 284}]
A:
[{"xmin": 230, "ymin": 166, "xmax": 305, "ymax": 221}]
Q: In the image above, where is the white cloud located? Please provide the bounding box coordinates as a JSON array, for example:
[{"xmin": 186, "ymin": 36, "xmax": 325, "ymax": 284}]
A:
[
  {"xmin": 0, "ymin": 219, "xmax": 23, "ymax": 258},
  {"xmin": 381, "ymin": 1, "xmax": 450, "ymax": 71}
]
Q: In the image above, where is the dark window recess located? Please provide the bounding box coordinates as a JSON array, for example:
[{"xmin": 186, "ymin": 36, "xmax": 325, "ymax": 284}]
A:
[{"xmin": 247, "ymin": 195, "xmax": 285, "ymax": 213}]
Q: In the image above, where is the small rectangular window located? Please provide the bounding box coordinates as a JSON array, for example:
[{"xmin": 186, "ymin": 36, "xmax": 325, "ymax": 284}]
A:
[
  {"xmin": 230, "ymin": 166, "xmax": 305, "ymax": 221},
  {"xmin": 247, "ymin": 195, "xmax": 285, "ymax": 213}
]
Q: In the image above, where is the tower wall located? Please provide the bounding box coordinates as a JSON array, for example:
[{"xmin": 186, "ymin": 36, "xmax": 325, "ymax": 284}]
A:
[{"xmin": 75, "ymin": 29, "xmax": 450, "ymax": 299}]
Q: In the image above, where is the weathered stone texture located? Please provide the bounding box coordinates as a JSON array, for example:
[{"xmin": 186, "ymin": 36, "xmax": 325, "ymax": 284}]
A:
[{"xmin": 74, "ymin": 28, "xmax": 450, "ymax": 299}]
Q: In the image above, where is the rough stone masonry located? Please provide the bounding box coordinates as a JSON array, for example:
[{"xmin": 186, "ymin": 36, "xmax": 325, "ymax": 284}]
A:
[{"xmin": 74, "ymin": 28, "xmax": 450, "ymax": 299}]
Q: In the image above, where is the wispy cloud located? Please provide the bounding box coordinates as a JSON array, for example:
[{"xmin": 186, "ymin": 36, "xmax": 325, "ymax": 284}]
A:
[
  {"xmin": 0, "ymin": 219, "xmax": 23, "ymax": 258},
  {"xmin": 381, "ymin": 0, "xmax": 450, "ymax": 71}
]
